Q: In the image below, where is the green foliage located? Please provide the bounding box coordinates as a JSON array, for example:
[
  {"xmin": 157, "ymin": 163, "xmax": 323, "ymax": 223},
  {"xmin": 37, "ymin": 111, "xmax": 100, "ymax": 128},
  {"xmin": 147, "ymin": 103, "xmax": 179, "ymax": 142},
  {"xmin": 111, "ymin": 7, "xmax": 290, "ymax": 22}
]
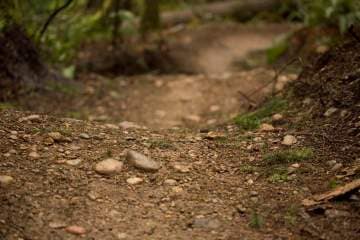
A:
[
  {"xmin": 268, "ymin": 172, "xmax": 288, "ymax": 183},
  {"xmin": 234, "ymin": 98, "xmax": 287, "ymax": 130},
  {"xmin": 267, "ymin": 38, "xmax": 289, "ymax": 64},
  {"xmin": 263, "ymin": 148, "xmax": 314, "ymax": 165},
  {"xmin": 328, "ymin": 179, "xmax": 341, "ymax": 189},
  {"xmin": 249, "ymin": 211, "xmax": 263, "ymax": 229},
  {"xmin": 299, "ymin": 0, "xmax": 360, "ymax": 33}
]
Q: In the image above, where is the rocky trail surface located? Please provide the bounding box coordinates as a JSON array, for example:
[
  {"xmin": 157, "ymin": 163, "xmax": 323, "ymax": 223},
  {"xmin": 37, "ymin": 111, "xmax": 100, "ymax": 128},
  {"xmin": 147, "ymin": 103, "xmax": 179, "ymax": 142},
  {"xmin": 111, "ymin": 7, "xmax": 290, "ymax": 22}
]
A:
[{"xmin": 1, "ymin": 23, "xmax": 359, "ymax": 240}]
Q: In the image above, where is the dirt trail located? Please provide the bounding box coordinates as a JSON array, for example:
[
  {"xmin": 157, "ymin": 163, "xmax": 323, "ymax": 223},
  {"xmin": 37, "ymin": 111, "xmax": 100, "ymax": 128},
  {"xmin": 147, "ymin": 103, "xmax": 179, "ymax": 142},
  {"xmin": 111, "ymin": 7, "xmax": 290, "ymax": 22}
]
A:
[
  {"xmin": 74, "ymin": 23, "xmax": 294, "ymax": 129},
  {"xmin": 4, "ymin": 23, "xmax": 358, "ymax": 240}
]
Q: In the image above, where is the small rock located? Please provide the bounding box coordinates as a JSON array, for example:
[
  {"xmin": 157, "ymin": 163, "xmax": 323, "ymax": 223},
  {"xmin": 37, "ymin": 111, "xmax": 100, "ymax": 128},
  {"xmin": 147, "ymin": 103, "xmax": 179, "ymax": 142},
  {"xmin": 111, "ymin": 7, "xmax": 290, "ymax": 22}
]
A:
[
  {"xmin": 172, "ymin": 186, "xmax": 184, "ymax": 193},
  {"xmin": 43, "ymin": 137, "xmax": 55, "ymax": 146},
  {"xmin": 210, "ymin": 105, "xmax": 220, "ymax": 112},
  {"xmin": 66, "ymin": 159, "xmax": 82, "ymax": 166},
  {"xmin": 164, "ymin": 179, "xmax": 177, "ymax": 186},
  {"xmin": 260, "ymin": 123, "xmax": 275, "ymax": 132},
  {"xmin": 29, "ymin": 151, "xmax": 40, "ymax": 159},
  {"xmin": 95, "ymin": 159, "xmax": 123, "ymax": 175},
  {"xmin": 49, "ymin": 221, "xmax": 67, "ymax": 229},
  {"xmin": 302, "ymin": 98, "xmax": 312, "ymax": 105},
  {"xmin": 326, "ymin": 160, "xmax": 337, "ymax": 166},
  {"xmin": 250, "ymin": 191, "xmax": 258, "ymax": 197},
  {"xmin": 192, "ymin": 217, "xmax": 221, "ymax": 229},
  {"xmin": 66, "ymin": 225, "xmax": 86, "ymax": 235},
  {"xmin": 250, "ymin": 197, "xmax": 259, "ymax": 202},
  {"xmin": 19, "ymin": 114, "xmax": 41, "ymax": 122},
  {"xmin": 291, "ymin": 163, "xmax": 300, "ymax": 168},
  {"xmin": 350, "ymin": 194, "xmax": 360, "ymax": 201},
  {"xmin": 247, "ymin": 179, "xmax": 254, "ymax": 185},
  {"xmin": 325, "ymin": 209, "xmax": 349, "ymax": 218},
  {"xmin": 287, "ymin": 167, "xmax": 297, "ymax": 174},
  {"xmin": 281, "ymin": 135, "xmax": 297, "ymax": 146},
  {"xmin": 0, "ymin": 175, "xmax": 14, "ymax": 187},
  {"xmin": 205, "ymin": 131, "xmax": 226, "ymax": 140},
  {"xmin": 184, "ymin": 115, "xmax": 201, "ymax": 122},
  {"xmin": 126, "ymin": 150, "xmax": 160, "ymax": 172},
  {"xmin": 126, "ymin": 177, "xmax": 143, "ymax": 185},
  {"xmin": 272, "ymin": 113, "xmax": 284, "ymax": 122},
  {"xmin": 119, "ymin": 121, "xmax": 141, "ymax": 129},
  {"xmin": 331, "ymin": 163, "xmax": 343, "ymax": 171},
  {"xmin": 324, "ymin": 107, "xmax": 338, "ymax": 117},
  {"xmin": 79, "ymin": 133, "xmax": 90, "ymax": 139},
  {"xmin": 104, "ymin": 123, "xmax": 119, "ymax": 130},
  {"xmin": 173, "ymin": 164, "xmax": 191, "ymax": 173},
  {"xmin": 48, "ymin": 132, "xmax": 63, "ymax": 141},
  {"xmin": 236, "ymin": 204, "xmax": 247, "ymax": 214},
  {"xmin": 117, "ymin": 233, "xmax": 128, "ymax": 239},
  {"xmin": 9, "ymin": 135, "xmax": 18, "ymax": 140}
]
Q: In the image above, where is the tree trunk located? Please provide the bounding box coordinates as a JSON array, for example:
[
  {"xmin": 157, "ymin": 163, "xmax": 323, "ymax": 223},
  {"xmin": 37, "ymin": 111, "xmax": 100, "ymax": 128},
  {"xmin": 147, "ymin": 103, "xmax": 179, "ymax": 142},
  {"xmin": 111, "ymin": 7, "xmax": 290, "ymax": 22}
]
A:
[{"xmin": 140, "ymin": 0, "xmax": 161, "ymax": 36}]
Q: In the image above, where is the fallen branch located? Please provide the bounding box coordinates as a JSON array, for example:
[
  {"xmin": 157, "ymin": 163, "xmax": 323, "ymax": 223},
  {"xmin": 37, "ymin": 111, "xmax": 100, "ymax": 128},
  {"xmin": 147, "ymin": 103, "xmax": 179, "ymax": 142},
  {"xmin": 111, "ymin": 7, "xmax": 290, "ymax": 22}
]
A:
[{"xmin": 302, "ymin": 179, "xmax": 360, "ymax": 207}]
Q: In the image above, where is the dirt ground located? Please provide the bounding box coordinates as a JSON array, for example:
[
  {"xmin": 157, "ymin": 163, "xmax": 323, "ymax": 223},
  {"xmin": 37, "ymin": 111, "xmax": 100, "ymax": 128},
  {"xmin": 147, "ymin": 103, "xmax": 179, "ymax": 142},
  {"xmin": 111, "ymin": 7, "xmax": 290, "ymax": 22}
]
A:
[{"xmin": 1, "ymin": 23, "xmax": 360, "ymax": 240}]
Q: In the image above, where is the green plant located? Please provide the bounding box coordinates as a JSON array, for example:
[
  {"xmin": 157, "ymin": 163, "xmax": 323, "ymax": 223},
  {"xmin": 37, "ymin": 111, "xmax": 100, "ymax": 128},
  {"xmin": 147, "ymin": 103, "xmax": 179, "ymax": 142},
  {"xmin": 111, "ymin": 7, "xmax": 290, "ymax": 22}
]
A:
[
  {"xmin": 263, "ymin": 148, "xmax": 314, "ymax": 165},
  {"xmin": 268, "ymin": 173, "xmax": 288, "ymax": 183},
  {"xmin": 298, "ymin": 0, "xmax": 360, "ymax": 33},
  {"xmin": 267, "ymin": 38, "xmax": 289, "ymax": 64},
  {"xmin": 328, "ymin": 179, "xmax": 340, "ymax": 189},
  {"xmin": 234, "ymin": 98, "xmax": 288, "ymax": 130},
  {"xmin": 249, "ymin": 211, "xmax": 263, "ymax": 229}
]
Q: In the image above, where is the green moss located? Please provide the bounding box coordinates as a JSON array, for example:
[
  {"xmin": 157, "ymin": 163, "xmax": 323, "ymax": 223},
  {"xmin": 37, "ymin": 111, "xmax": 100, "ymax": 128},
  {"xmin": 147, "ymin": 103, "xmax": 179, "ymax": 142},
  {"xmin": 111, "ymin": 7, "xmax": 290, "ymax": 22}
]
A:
[
  {"xmin": 263, "ymin": 148, "xmax": 314, "ymax": 165},
  {"xmin": 234, "ymin": 98, "xmax": 287, "ymax": 130}
]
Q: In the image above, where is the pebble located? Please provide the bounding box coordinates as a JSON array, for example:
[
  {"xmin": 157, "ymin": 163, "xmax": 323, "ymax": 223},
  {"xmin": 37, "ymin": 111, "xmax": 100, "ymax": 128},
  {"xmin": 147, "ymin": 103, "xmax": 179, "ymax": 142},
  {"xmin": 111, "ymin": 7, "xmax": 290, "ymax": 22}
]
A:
[
  {"xmin": 281, "ymin": 135, "xmax": 297, "ymax": 146},
  {"xmin": 324, "ymin": 107, "xmax": 338, "ymax": 117},
  {"xmin": 325, "ymin": 209, "xmax": 349, "ymax": 218},
  {"xmin": 29, "ymin": 151, "xmax": 40, "ymax": 159},
  {"xmin": 326, "ymin": 160, "xmax": 337, "ymax": 166},
  {"xmin": 173, "ymin": 164, "xmax": 191, "ymax": 173},
  {"xmin": 19, "ymin": 114, "xmax": 41, "ymax": 122},
  {"xmin": 48, "ymin": 132, "xmax": 63, "ymax": 141},
  {"xmin": 331, "ymin": 163, "xmax": 343, "ymax": 171},
  {"xmin": 236, "ymin": 204, "xmax": 247, "ymax": 214},
  {"xmin": 210, "ymin": 105, "xmax": 220, "ymax": 112},
  {"xmin": 247, "ymin": 179, "xmax": 254, "ymax": 185},
  {"xmin": 164, "ymin": 179, "xmax": 177, "ymax": 186},
  {"xmin": 66, "ymin": 225, "xmax": 86, "ymax": 235},
  {"xmin": 9, "ymin": 135, "xmax": 18, "ymax": 140},
  {"xmin": 126, "ymin": 150, "xmax": 160, "ymax": 172},
  {"xmin": 79, "ymin": 133, "xmax": 90, "ymax": 139},
  {"xmin": 172, "ymin": 186, "xmax": 184, "ymax": 193},
  {"xmin": 44, "ymin": 137, "xmax": 55, "ymax": 145},
  {"xmin": 117, "ymin": 233, "xmax": 128, "ymax": 239},
  {"xmin": 95, "ymin": 159, "xmax": 123, "ymax": 175},
  {"xmin": 126, "ymin": 177, "xmax": 143, "ymax": 185},
  {"xmin": 104, "ymin": 123, "xmax": 119, "ymax": 130},
  {"xmin": 0, "ymin": 175, "xmax": 14, "ymax": 187},
  {"xmin": 250, "ymin": 191, "xmax": 258, "ymax": 197},
  {"xmin": 49, "ymin": 221, "xmax": 67, "ymax": 229},
  {"xmin": 66, "ymin": 159, "xmax": 82, "ymax": 166},
  {"xmin": 272, "ymin": 113, "xmax": 284, "ymax": 122},
  {"xmin": 119, "ymin": 121, "xmax": 141, "ymax": 129},
  {"xmin": 260, "ymin": 123, "xmax": 275, "ymax": 132},
  {"xmin": 192, "ymin": 217, "xmax": 221, "ymax": 229}
]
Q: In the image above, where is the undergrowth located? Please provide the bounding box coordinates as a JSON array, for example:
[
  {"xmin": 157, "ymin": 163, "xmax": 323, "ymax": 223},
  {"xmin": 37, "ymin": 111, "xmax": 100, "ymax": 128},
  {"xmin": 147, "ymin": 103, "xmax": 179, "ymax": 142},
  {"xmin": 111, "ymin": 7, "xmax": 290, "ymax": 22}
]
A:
[
  {"xmin": 263, "ymin": 147, "xmax": 314, "ymax": 165},
  {"xmin": 234, "ymin": 98, "xmax": 288, "ymax": 130}
]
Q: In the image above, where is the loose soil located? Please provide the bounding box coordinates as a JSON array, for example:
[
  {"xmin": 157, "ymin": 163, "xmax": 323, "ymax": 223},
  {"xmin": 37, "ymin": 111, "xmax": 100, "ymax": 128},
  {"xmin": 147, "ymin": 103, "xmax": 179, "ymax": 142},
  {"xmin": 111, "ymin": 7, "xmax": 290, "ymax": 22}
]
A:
[{"xmin": 1, "ymin": 23, "xmax": 360, "ymax": 240}]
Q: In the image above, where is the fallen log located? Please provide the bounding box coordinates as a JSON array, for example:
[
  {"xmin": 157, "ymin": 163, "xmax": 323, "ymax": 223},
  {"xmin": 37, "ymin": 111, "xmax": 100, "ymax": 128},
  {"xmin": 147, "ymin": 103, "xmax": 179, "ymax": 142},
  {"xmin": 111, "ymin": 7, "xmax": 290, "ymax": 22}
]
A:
[{"xmin": 161, "ymin": 0, "xmax": 282, "ymax": 27}]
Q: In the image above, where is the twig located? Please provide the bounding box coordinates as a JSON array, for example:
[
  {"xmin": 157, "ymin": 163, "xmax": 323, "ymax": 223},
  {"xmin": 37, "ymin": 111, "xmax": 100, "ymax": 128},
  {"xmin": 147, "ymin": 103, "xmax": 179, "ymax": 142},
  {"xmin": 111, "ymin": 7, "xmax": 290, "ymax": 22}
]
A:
[{"xmin": 38, "ymin": 0, "xmax": 74, "ymax": 41}]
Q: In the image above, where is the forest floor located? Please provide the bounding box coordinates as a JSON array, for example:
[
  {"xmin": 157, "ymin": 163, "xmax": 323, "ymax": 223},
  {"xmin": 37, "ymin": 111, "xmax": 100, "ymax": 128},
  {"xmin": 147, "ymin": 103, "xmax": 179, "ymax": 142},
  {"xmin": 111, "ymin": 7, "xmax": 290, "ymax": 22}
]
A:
[{"xmin": 1, "ymin": 22, "xmax": 360, "ymax": 240}]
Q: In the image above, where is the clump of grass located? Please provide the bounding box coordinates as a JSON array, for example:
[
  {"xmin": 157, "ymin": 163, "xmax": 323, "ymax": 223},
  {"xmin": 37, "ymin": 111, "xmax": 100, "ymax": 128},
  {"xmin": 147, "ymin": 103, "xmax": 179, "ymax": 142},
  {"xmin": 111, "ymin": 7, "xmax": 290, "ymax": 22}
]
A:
[
  {"xmin": 234, "ymin": 98, "xmax": 287, "ymax": 130},
  {"xmin": 249, "ymin": 211, "xmax": 264, "ymax": 229},
  {"xmin": 263, "ymin": 148, "xmax": 314, "ymax": 165},
  {"xmin": 328, "ymin": 179, "xmax": 340, "ymax": 189},
  {"xmin": 268, "ymin": 173, "xmax": 288, "ymax": 183},
  {"xmin": 0, "ymin": 102, "xmax": 15, "ymax": 110},
  {"xmin": 238, "ymin": 165, "xmax": 258, "ymax": 174}
]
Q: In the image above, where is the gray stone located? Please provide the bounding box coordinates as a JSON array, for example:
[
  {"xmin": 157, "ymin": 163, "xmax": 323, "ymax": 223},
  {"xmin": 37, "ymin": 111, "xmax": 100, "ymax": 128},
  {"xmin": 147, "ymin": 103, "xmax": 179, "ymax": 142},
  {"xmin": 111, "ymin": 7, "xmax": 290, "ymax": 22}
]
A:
[
  {"xmin": 126, "ymin": 177, "xmax": 143, "ymax": 185},
  {"xmin": 126, "ymin": 150, "xmax": 160, "ymax": 172},
  {"xmin": 79, "ymin": 133, "xmax": 90, "ymax": 139}
]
